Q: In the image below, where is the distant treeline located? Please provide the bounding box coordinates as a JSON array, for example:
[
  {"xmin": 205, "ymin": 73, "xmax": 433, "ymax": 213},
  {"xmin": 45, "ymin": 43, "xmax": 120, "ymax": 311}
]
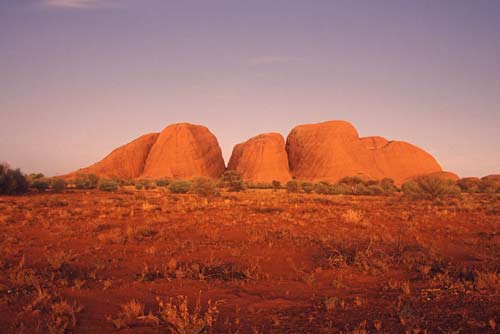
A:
[{"xmin": 1, "ymin": 163, "xmax": 499, "ymax": 200}]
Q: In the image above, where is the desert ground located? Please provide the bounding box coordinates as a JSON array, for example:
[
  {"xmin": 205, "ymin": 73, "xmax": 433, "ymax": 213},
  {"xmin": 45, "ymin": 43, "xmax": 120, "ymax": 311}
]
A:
[{"xmin": 0, "ymin": 189, "xmax": 499, "ymax": 334}]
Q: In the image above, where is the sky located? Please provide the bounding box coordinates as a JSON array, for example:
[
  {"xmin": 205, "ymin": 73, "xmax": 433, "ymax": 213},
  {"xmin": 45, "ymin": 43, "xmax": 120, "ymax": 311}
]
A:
[{"xmin": 0, "ymin": 0, "xmax": 499, "ymax": 177}]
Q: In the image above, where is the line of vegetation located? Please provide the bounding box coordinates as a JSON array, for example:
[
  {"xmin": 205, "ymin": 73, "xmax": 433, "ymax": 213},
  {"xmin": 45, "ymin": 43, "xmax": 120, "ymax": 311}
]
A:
[{"xmin": 2, "ymin": 162, "xmax": 499, "ymax": 198}]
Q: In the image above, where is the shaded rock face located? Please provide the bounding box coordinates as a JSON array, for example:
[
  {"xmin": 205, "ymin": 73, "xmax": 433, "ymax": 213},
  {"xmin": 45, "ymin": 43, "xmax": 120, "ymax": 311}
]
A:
[
  {"xmin": 142, "ymin": 123, "xmax": 225, "ymax": 179},
  {"xmin": 71, "ymin": 133, "xmax": 159, "ymax": 179},
  {"xmin": 286, "ymin": 120, "xmax": 443, "ymax": 184},
  {"xmin": 73, "ymin": 123, "xmax": 225, "ymax": 180},
  {"xmin": 227, "ymin": 133, "xmax": 291, "ymax": 183}
]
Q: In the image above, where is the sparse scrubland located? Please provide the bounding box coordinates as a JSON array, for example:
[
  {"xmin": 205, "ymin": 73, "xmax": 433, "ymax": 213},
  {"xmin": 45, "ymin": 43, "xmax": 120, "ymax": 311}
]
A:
[{"xmin": 0, "ymin": 169, "xmax": 499, "ymax": 333}]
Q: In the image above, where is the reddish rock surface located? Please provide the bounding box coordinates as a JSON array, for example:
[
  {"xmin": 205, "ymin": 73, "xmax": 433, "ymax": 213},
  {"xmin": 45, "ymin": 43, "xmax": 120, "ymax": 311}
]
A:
[
  {"xmin": 70, "ymin": 133, "xmax": 159, "ymax": 179},
  {"xmin": 141, "ymin": 123, "xmax": 225, "ymax": 179},
  {"xmin": 286, "ymin": 120, "xmax": 443, "ymax": 184},
  {"xmin": 71, "ymin": 123, "xmax": 225, "ymax": 180},
  {"xmin": 227, "ymin": 133, "xmax": 291, "ymax": 183},
  {"xmin": 72, "ymin": 120, "xmax": 452, "ymax": 184}
]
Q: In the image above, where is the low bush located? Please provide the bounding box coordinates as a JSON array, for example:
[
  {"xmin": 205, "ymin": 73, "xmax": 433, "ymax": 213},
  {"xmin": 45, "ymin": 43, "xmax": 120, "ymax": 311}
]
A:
[
  {"xmin": 457, "ymin": 177, "xmax": 482, "ymax": 193},
  {"xmin": 380, "ymin": 178, "xmax": 398, "ymax": 194},
  {"xmin": 98, "ymin": 179, "xmax": 119, "ymax": 192},
  {"xmin": 301, "ymin": 182, "xmax": 314, "ymax": 194},
  {"xmin": 0, "ymin": 164, "xmax": 29, "ymax": 195},
  {"xmin": 32, "ymin": 178, "xmax": 50, "ymax": 192},
  {"xmin": 329, "ymin": 183, "xmax": 350, "ymax": 195},
  {"xmin": 144, "ymin": 182, "xmax": 156, "ymax": 190},
  {"xmin": 120, "ymin": 179, "xmax": 135, "ymax": 186},
  {"xmin": 272, "ymin": 180, "xmax": 281, "ymax": 191},
  {"xmin": 168, "ymin": 180, "xmax": 192, "ymax": 194},
  {"xmin": 219, "ymin": 171, "xmax": 244, "ymax": 192},
  {"xmin": 27, "ymin": 173, "xmax": 45, "ymax": 182},
  {"xmin": 51, "ymin": 178, "xmax": 66, "ymax": 192},
  {"xmin": 313, "ymin": 182, "xmax": 331, "ymax": 194},
  {"xmin": 366, "ymin": 184, "xmax": 384, "ymax": 195},
  {"xmin": 286, "ymin": 180, "xmax": 300, "ymax": 193},
  {"xmin": 402, "ymin": 176, "xmax": 460, "ymax": 200},
  {"xmin": 75, "ymin": 174, "xmax": 99, "ymax": 189},
  {"xmin": 245, "ymin": 182, "xmax": 273, "ymax": 189},
  {"xmin": 309, "ymin": 177, "xmax": 397, "ymax": 196},
  {"xmin": 192, "ymin": 177, "xmax": 219, "ymax": 197},
  {"xmin": 155, "ymin": 178, "xmax": 169, "ymax": 187},
  {"xmin": 479, "ymin": 178, "xmax": 500, "ymax": 193}
]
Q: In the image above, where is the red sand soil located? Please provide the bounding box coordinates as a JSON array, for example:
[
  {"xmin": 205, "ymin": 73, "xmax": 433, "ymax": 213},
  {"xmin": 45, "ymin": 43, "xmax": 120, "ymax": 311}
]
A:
[{"xmin": 0, "ymin": 190, "xmax": 499, "ymax": 333}]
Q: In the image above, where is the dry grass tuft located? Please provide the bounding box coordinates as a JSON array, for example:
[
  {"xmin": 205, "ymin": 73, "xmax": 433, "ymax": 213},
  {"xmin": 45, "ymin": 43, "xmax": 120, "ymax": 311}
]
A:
[
  {"xmin": 157, "ymin": 294, "xmax": 219, "ymax": 334},
  {"xmin": 342, "ymin": 209, "xmax": 364, "ymax": 225}
]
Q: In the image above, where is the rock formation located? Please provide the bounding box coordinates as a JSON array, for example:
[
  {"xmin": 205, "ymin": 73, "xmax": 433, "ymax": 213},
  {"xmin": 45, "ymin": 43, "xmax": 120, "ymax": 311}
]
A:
[
  {"xmin": 227, "ymin": 133, "xmax": 291, "ymax": 183},
  {"xmin": 286, "ymin": 120, "xmax": 445, "ymax": 184},
  {"xmin": 71, "ymin": 123, "xmax": 225, "ymax": 180},
  {"xmin": 142, "ymin": 123, "xmax": 225, "ymax": 179},
  {"xmin": 70, "ymin": 133, "xmax": 159, "ymax": 179},
  {"xmin": 72, "ymin": 120, "xmax": 455, "ymax": 184}
]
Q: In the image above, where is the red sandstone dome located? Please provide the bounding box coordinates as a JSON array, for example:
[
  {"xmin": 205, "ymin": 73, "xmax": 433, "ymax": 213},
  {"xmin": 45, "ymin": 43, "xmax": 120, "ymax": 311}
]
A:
[
  {"xmin": 70, "ymin": 133, "xmax": 159, "ymax": 179},
  {"xmin": 71, "ymin": 123, "xmax": 225, "ymax": 180},
  {"xmin": 142, "ymin": 123, "xmax": 225, "ymax": 179},
  {"xmin": 227, "ymin": 133, "xmax": 291, "ymax": 183},
  {"xmin": 286, "ymin": 120, "xmax": 445, "ymax": 184},
  {"xmin": 71, "ymin": 120, "xmax": 455, "ymax": 184}
]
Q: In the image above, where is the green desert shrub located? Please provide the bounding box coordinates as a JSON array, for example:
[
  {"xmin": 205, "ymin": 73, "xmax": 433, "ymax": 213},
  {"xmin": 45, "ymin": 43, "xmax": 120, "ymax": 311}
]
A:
[
  {"xmin": 192, "ymin": 177, "xmax": 219, "ymax": 197},
  {"xmin": 286, "ymin": 180, "xmax": 300, "ymax": 193},
  {"xmin": 272, "ymin": 180, "xmax": 281, "ymax": 191},
  {"xmin": 306, "ymin": 178, "xmax": 397, "ymax": 196},
  {"xmin": 366, "ymin": 184, "xmax": 384, "ymax": 195},
  {"xmin": 51, "ymin": 178, "xmax": 66, "ymax": 192},
  {"xmin": 31, "ymin": 178, "xmax": 50, "ymax": 192},
  {"xmin": 219, "ymin": 171, "xmax": 244, "ymax": 192},
  {"xmin": 352, "ymin": 183, "xmax": 371, "ymax": 195},
  {"xmin": 380, "ymin": 178, "xmax": 398, "ymax": 194},
  {"xmin": 75, "ymin": 174, "xmax": 99, "ymax": 189},
  {"xmin": 144, "ymin": 181, "xmax": 156, "ymax": 190},
  {"xmin": 120, "ymin": 179, "xmax": 135, "ymax": 186},
  {"xmin": 27, "ymin": 173, "xmax": 45, "ymax": 183},
  {"xmin": 301, "ymin": 182, "xmax": 314, "ymax": 194},
  {"xmin": 329, "ymin": 183, "xmax": 350, "ymax": 195},
  {"xmin": 479, "ymin": 177, "xmax": 500, "ymax": 193},
  {"xmin": 457, "ymin": 177, "xmax": 482, "ymax": 193},
  {"xmin": 337, "ymin": 176, "xmax": 366, "ymax": 194},
  {"xmin": 168, "ymin": 180, "xmax": 192, "ymax": 194},
  {"xmin": 338, "ymin": 176, "xmax": 366, "ymax": 186},
  {"xmin": 313, "ymin": 181, "xmax": 331, "ymax": 194},
  {"xmin": 98, "ymin": 179, "xmax": 119, "ymax": 192},
  {"xmin": 155, "ymin": 178, "xmax": 169, "ymax": 187},
  {"xmin": 401, "ymin": 176, "xmax": 460, "ymax": 200},
  {"xmin": 246, "ymin": 182, "xmax": 273, "ymax": 189},
  {"xmin": 0, "ymin": 164, "xmax": 29, "ymax": 195},
  {"xmin": 134, "ymin": 179, "xmax": 148, "ymax": 190}
]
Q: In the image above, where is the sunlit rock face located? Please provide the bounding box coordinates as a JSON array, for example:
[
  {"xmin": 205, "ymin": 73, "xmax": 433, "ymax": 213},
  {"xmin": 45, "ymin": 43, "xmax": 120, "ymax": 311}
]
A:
[
  {"xmin": 227, "ymin": 133, "xmax": 291, "ymax": 184},
  {"xmin": 286, "ymin": 120, "xmax": 443, "ymax": 184}
]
